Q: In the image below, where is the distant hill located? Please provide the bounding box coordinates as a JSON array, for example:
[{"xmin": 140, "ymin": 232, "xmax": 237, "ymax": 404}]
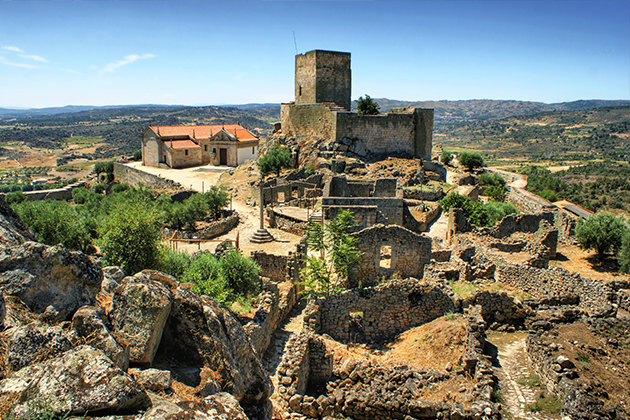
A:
[{"xmin": 360, "ymin": 99, "xmax": 630, "ymax": 122}]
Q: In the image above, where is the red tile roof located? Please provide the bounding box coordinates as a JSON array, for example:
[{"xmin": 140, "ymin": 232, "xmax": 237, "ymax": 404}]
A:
[
  {"xmin": 168, "ymin": 139, "xmax": 200, "ymax": 149},
  {"xmin": 148, "ymin": 124, "xmax": 257, "ymax": 142}
]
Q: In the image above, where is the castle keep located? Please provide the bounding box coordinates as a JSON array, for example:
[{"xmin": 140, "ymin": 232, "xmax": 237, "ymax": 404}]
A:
[{"xmin": 281, "ymin": 49, "xmax": 434, "ymax": 159}]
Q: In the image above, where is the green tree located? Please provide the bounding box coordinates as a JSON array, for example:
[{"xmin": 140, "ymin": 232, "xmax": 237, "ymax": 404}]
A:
[
  {"xmin": 99, "ymin": 201, "xmax": 162, "ymax": 275},
  {"xmin": 575, "ymin": 212, "xmax": 628, "ymax": 257},
  {"xmin": 459, "ymin": 152, "xmax": 484, "ymax": 171},
  {"xmin": 485, "ymin": 185, "xmax": 508, "ymax": 202},
  {"xmin": 356, "ymin": 94, "xmax": 380, "ymax": 115},
  {"xmin": 257, "ymin": 146, "xmax": 292, "ymax": 177},
  {"xmin": 440, "ymin": 150, "xmax": 453, "ymax": 165},
  {"xmin": 617, "ymin": 232, "xmax": 630, "ymax": 273},
  {"xmin": 133, "ymin": 150, "xmax": 142, "ymax": 160},
  {"xmin": 183, "ymin": 252, "xmax": 232, "ymax": 304},
  {"xmin": 300, "ymin": 210, "xmax": 362, "ymax": 297}
]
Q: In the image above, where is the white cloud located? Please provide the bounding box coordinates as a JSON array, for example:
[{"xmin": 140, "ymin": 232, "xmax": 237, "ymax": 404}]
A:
[
  {"xmin": 0, "ymin": 56, "xmax": 38, "ymax": 69},
  {"xmin": 20, "ymin": 54, "xmax": 47, "ymax": 63},
  {"xmin": 2, "ymin": 46, "xmax": 22, "ymax": 52},
  {"xmin": 102, "ymin": 53, "xmax": 156, "ymax": 73}
]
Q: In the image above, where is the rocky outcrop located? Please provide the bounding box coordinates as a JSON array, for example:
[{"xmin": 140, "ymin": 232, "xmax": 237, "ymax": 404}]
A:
[
  {"xmin": 141, "ymin": 393, "xmax": 248, "ymax": 420},
  {"xmin": 0, "ymin": 242, "xmax": 102, "ymax": 322},
  {"xmin": 0, "ymin": 321, "xmax": 75, "ymax": 373},
  {"xmin": 72, "ymin": 306, "xmax": 129, "ymax": 371},
  {"xmin": 130, "ymin": 368, "xmax": 173, "ymax": 392},
  {"xmin": 0, "ymin": 345, "xmax": 150, "ymax": 419},
  {"xmin": 155, "ymin": 287, "xmax": 271, "ymax": 404},
  {"xmin": 108, "ymin": 273, "xmax": 173, "ymax": 365},
  {"xmin": 0, "ymin": 195, "xmax": 36, "ymax": 247}
]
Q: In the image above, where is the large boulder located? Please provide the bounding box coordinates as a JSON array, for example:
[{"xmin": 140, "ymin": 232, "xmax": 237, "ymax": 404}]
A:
[
  {"xmin": 0, "ymin": 195, "xmax": 36, "ymax": 247},
  {"xmin": 72, "ymin": 306, "xmax": 129, "ymax": 371},
  {"xmin": 0, "ymin": 321, "xmax": 75, "ymax": 373},
  {"xmin": 0, "ymin": 242, "xmax": 102, "ymax": 322},
  {"xmin": 0, "ymin": 345, "xmax": 150, "ymax": 419},
  {"xmin": 155, "ymin": 287, "xmax": 271, "ymax": 403},
  {"xmin": 108, "ymin": 273, "xmax": 173, "ymax": 365},
  {"xmin": 141, "ymin": 392, "xmax": 248, "ymax": 420}
]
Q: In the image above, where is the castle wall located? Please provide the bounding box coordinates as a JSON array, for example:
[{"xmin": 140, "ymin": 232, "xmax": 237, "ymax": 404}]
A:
[
  {"xmin": 280, "ymin": 103, "xmax": 337, "ymax": 141},
  {"xmin": 335, "ymin": 112, "xmax": 416, "ymax": 156}
]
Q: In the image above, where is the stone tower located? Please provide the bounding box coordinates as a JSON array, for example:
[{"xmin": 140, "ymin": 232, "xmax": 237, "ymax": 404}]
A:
[{"xmin": 294, "ymin": 50, "xmax": 351, "ymax": 111}]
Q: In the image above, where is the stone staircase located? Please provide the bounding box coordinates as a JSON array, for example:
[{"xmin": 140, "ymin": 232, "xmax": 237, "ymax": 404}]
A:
[{"xmin": 321, "ymin": 102, "xmax": 348, "ymax": 113}]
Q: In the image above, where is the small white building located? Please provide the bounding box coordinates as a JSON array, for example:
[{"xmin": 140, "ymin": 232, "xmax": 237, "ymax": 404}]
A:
[{"xmin": 141, "ymin": 124, "xmax": 259, "ymax": 169}]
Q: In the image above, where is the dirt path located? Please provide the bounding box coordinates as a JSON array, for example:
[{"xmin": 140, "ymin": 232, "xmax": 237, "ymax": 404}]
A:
[
  {"xmin": 262, "ymin": 300, "xmax": 307, "ymax": 392},
  {"xmin": 490, "ymin": 333, "xmax": 555, "ymax": 420}
]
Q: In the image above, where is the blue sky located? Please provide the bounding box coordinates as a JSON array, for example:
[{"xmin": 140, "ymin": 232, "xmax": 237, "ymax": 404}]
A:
[{"xmin": 0, "ymin": 0, "xmax": 628, "ymax": 108}]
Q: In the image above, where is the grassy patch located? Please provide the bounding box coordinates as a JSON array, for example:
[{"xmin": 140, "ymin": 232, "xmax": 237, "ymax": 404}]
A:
[
  {"xmin": 448, "ymin": 280, "xmax": 478, "ymax": 298},
  {"xmin": 525, "ymin": 392, "xmax": 562, "ymax": 414},
  {"xmin": 517, "ymin": 374, "xmax": 540, "ymax": 387}
]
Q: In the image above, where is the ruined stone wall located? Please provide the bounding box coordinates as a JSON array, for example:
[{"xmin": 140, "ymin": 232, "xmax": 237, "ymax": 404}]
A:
[
  {"xmin": 350, "ymin": 225, "xmax": 432, "ymax": 285},
  {"xmin": 22, "ymin": 180, "xmax": 87, "ymax": 202},
  {"xmin": 243, "ymin": 281, "xmax": 297, "ymax": 356},
  {"xmin": 323, "ymin": 197, "xmax": 403, "ymax": 226},
  {"xmin": 311, "ymin": 279, "xmax": 456, "ymax": 343},
  {"xmin": 479, "ymin": 212, "xmax": 555, "ymax": 238},
  {"xmin": 402, "ymin": 187, "xmax": 445, "ymax": 201},
  {"xmin": 508, "ymin": 186, "xmax": 557, "ymax": 214},
  {"xmin": 481, "ymin": 248, "xmax": 614, "ymax": 316},
  {"xmin": 113, "ymin": 163, "xmax": 184, "ymax": 190},
  {"xmin": 251, "ymin": 252, "xmax": 290, "ymax": 283},
  {"xmin": 161, "ymin": 213, "xmax": 239, "ymax": 240},
  {"xmin": 335, "ymin": 112, "xmax": 416, "ymax": 156}
]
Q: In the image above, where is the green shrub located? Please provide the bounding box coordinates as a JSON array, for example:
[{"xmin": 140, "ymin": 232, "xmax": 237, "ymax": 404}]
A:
[
  {"xmin": 219, "ymin": 247, "xmax": 261, "ymax": 297},
  {"xmin": 99, "ymin": 202, "xmax": 162, "ymax": 275},
  {"xmin": 72, "ymin": 187, "xmax": 90, "ymax": 204},
  {"xmin": 576, "ymin": 212, "xmax": 628, "ymax": 257},
  {"xmin": 438, "ymin": 192, "xmax": 491, "ymax": 227},
  {"xmin": 539, "ymin": 189, "xmax": 559, "ymax": 202},
  {"xmin": 133, "ymin": 150, "xmax": 142, "ymax": 160},
  {"xmin": 11, "ymin": 200, "xmax": 92, "ymax": 252},
  {"xmin": 485, "ymin": 185, "xmax": 508, "ymax": 202},
  {"xmin": 617, "ymin": 231, "xmax": 630, "ymax": 273},
  {"xmin": 440, "ymin": 150, "xmax": 453, "ymax": 165},
  {"xmin": 484, "ymin": 201, "xmax": 519, "ymax": 224},
  {"xmin": 459, "ymin": 152, "xmax": 484, "ymax": 171},
  {"xmin": 305, "ymin": 163, "xmax": 316, "ymax": 176},
  {"xmin": 158, "ymin": 247, "xmax": 192, "ymax": 280},
  {"xmin": 356, "ymin": 94, "xmax": 380, "ymax": 115},
  {"xmin": 94, "ymin": 183, "xmax": 107, "ymax": 194},
  {"xmin": 478, "ymin": 172, "xmax": 505, "ymax": 186},
  {"xmin": 5, "ymin": 191, "xmax": 26, "ymax": 204},
  {"xmin": 111, "ymin": 183, "xmax": 130, "ymax": 193},
  {"xmin": 93, "ymin": 161, "xmax": 114, "ymax": 174},
  {"xmin": 183, "ymin": 252, "xmax": 232, "ymax": 304}
]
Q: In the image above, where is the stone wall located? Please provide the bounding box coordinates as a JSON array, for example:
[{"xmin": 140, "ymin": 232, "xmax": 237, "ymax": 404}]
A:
[
  {"xmin": 161, "ymin": 213, "xmax": 239, "ymax": 240},
  {"xmin": 350, "ymin": 224, "xmax": 433, "ymax": 285},
  {"xmin": 508, "ymin": 185, "xmax": 557, "ymax": 214},
  {"xmin": 243, "ymin": 281, "xmax": 297, "ymax": 356},
  {"xmin": 422, "ymin": 160, "xmax": 447, "ymax": 182},
  {"xmin": 275, "ymin": 304, "xmax": 498, "ymax": 420},
  {"xmin": 305, "ymin": 278, "xmax": 457, "ymax": 343},
  {"xmin": 402, "ymin": 187, "xmax": 444, "ymax": 201},
  {"xmin": 113, "ymin": 163, "xmax": 184, "ymax": 190},
  {"xmin": 323, "ymin": 197, "xmax": 403, "ymax": 227},
  {"xmin": 479, "ymin": 212, "xmax": 555, "ymax": 239},
  {"xmin": 250, "ymin": 243, "xmax": 306, "ymax": 286},
  {"xmin": 480, "ymin": 248, "xmax": 615, "ymax": 317},
  {"xmin": 294, "ymin": 50, "xmax": 352, "ymax": 111},
  {"xmin": 22, "ymin": 180, "xmax": 87, "ymax": 201}
]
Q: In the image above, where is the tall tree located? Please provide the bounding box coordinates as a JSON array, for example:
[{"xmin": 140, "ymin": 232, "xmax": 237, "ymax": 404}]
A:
[{"xmin": 356, "ymin": 94, "xmax": 380, "ymax": 116}]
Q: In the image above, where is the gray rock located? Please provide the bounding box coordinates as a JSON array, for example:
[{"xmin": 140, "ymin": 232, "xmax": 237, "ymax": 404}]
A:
[
  {"xmin": 109, "ymin": 275, "xmax": 173, "ymax": 365},
  {"xmin": 0, "ymin": 195, "xmax": 36, "ymax": 247},
  {"xmin": 140, "ymin": 392, "xmax": 248, "ymax": 420},
  {"xmin": 0, "ymin": 289, "xmax": 4, "ymax": 332},
  {"xmin": 72, "ymin": 306, "xmax": 129, "ymax": 371},
  {"xmin": 131, "ymin": 368, "xmax": 172, "ymax": 391},
  {"xmin": 155, "ymin": 287, "xmax": 271, "ymax": 401},
  {"xmin": 0, "ymin": 345, "xmax": 150, "ymax": 419},
  {"xmin": 0, "ymin": 242, "xmax": 102, "ymax": 322},
  {"xmin": 557, "ymin": 355, "xmax": 575, "ymax": 369},
  {"xmin": 0, "ymin": 321, "xmax": 75, "ymax": 372}
]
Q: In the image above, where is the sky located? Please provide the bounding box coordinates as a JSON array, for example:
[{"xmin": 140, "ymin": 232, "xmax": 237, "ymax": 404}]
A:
[{"xmin": 0, "ymin": 0, "xmax": 628, "ymax": 109}]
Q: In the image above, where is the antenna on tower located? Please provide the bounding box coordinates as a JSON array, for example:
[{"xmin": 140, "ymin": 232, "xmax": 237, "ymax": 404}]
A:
[{"xmin": 292, "ymin": 30, "xmax": 298, "ymax": 55}]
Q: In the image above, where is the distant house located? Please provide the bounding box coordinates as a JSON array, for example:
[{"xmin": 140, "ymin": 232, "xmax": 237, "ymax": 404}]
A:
[{"xmin": 141, "ymin": 124, "xmax": 259, "ymax": 169}]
